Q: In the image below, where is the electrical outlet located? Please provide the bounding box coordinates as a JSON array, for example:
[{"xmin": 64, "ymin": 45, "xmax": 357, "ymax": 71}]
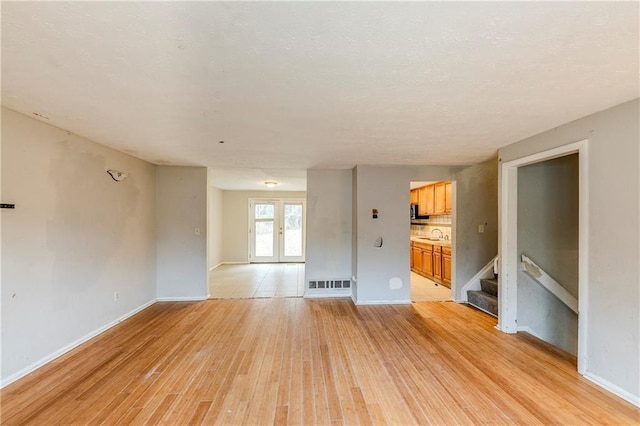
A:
[
  {"xmin": 114, "ymin": 291, "xmax": 119, "ymax": 301},
  {"xmin": 478, "ymin": 224, "xmax": 485, "ymax": 233}
]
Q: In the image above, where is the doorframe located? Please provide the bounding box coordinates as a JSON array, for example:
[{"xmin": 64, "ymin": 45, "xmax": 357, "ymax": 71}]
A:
[
  {"xmin": 248, "ymin": 198, "xmax": 306, "ymax": 263},
  {"xmin": 498, "ymin": 138, "xmax": 589, "ymax": 374}
]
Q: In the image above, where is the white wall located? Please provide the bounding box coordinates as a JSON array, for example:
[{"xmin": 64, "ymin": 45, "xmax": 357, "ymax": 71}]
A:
[
  {"xmin": 517, "ymin": 154, "xmax": 579, "ymax": 354},
  {"xmin": 305, "ymin": 170, "xmax": 352, "ymax": 291},
  {"xmin": 1, "ymin": 108, "xmax": 157, "ymax": 384},
  {"xmin": 498, "ymin": 99, "xmax": 639, "ymax": 403},
  {"xmin": 453, "ymin": 158, "xmax": 499, "ymax": 300},
  {"xmin": 208, "ymin": 183, "xmax": 224, "ymax": 270},
  {"xmin": 156, "ymin": 166, "xmax": 208, "ymax": 300},
  {"xmin": 353, "ymin": 166, "xmax": 411, "ymax": 304},
  {"xmin": 221, "ymin": 190, "xmax": 306, "ymax": 263}
]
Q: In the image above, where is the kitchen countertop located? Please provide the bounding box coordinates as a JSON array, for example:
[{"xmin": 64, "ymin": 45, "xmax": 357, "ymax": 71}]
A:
[{"xmin": 410, "ymin": 236, "xmax": 451, "ymax": 247}]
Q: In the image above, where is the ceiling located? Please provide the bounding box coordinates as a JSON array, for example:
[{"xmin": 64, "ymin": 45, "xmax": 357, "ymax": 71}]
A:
[{"xmin": 2, "ymin": 2, "xmax": 638, "ymax": 191}]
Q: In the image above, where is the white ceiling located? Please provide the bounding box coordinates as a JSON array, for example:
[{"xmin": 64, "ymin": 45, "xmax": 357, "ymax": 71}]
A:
[{"xmin": 2, "ymin": 2, "xmax": 638, "ymax": 190}]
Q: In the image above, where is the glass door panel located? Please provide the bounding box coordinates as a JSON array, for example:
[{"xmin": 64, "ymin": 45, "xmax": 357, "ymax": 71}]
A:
[
  {"xmin": 251, "ymin": 202, "xmax": 277, "ymax": 262},
  {"xmin": 281, "ymin": 202, "xmax": 304, "ymax": 261},
  {"xmin": 249, "ymin": 199, "xmax": 305, "ymax": 263}
]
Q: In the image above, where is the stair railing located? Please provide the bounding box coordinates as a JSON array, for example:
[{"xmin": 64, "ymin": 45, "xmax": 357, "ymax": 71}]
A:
[{"xmin": 520, "ymin": 255, "xmax": 578, "ymax": 314}]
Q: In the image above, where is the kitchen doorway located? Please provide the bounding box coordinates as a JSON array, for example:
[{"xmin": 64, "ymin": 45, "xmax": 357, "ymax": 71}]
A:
[
  {"xmin": 410, "ymin": 181, "xmax": 453, "ymax": 302},
  {"xmin": 249, "ymin": 198, "xmax": 306, "ymax": 263}
]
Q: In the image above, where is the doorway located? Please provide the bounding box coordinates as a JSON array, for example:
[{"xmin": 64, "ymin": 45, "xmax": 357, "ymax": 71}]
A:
[
  {"xmin": 499, "ymin": 139, "xmax": 588, "ymax": 373},
  {"xmin": 249, "ymin": 198, "xmax": 306, "ymax": 263},
  {"xmin": 409, "ymin": 181, "xmax": 453, "ymax": 302}
]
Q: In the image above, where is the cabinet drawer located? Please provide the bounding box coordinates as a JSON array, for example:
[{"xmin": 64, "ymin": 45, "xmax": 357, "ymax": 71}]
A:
[
  {"xmin": 442, "ymin": 247, "xmax": 451, "ymax": 256},
  {"xmin": 434, "ymin": 246, "xmax": 442, "ymax": 253}
]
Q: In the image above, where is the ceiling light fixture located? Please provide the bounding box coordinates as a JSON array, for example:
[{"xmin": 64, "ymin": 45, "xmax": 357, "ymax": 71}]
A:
[{"xmin": 264, "ymin": 181, "xmax": 278, "ymax": 188}]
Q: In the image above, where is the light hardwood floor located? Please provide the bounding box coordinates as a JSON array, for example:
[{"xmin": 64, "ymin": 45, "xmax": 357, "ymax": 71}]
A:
[{"xmin": 2, "ymin": 299, "xmax": 638, "ymax": 425}]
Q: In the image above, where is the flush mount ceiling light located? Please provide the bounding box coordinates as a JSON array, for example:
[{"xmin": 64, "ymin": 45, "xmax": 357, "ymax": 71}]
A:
[{"xmin": 264, "ymin": 181, "xmax": 278, "ymax": 188}]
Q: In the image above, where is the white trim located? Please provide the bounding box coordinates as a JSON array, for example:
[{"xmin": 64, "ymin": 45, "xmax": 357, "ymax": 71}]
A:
[
  {"xmin": 499, "ymin": 139, "xmax": 589, "ymax": 373},
  {"xmin": 521, "ymin": 255, "xmax": 578, "ymax": 313},
  {"xmin": 304, "ymin": 293, "xmax": 353, "ymax": 299},
  {"xmin": 156, "ymin": 296, "xmax": 207, "ymax": 302},
  {"xmin": 221, "ymin": 261, "xmax": 250, "ymax": 265},
  {"xmin": 517, "ymin": 325, "xmax": 546, "ymax": 341},
  {"xmin": 583, "ymin": 372, "xmax": 640, "ymax": 408},
  {"xmin": 209, "ymin": 262, "xmax": 223, "ymax": 271},
  {"xmin": 456, "ymin": 256, "xmax": 497, "ymax": 303},
  {"xmin": 354, "ymin": 299, "xmax": 412, "ymax": 305},
  {"xmin": 0, "ymin": 299, "xmax": 157, "ymax": 389}
]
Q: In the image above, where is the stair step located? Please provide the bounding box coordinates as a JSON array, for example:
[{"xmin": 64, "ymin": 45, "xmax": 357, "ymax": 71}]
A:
[
  {"xmin": 467, "ymin": 290, "xmax": 498, "ymax": 317},
  {"xmin": 480, "ymin": 278, "xmax": 498, "ymax": 296}
]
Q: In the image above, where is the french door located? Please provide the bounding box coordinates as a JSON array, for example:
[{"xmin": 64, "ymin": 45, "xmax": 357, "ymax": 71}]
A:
[{"xmin": 249, "ymin": 199, "xmax": 305, "ymax": 263}]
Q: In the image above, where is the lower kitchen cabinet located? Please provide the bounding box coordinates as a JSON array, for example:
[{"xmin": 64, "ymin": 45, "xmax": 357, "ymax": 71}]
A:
[
  {"xmin": 411, "ymin": 242, "xmax": 450, "ymax": 288},
  {"xmin": 442, "ymin": 247, "xmax": 452, "ymax": 285}
]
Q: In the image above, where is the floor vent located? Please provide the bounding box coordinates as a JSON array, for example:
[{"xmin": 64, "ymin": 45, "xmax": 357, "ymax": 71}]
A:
[{"xmin": 308, "ymin": 279, "xmax": 351, "ymax": 290}]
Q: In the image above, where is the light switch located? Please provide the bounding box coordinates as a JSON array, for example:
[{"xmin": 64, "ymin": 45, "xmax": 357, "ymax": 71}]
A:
[{"xmin": 478, "ymin": 224, "xmax": 485, "ymax": 233}]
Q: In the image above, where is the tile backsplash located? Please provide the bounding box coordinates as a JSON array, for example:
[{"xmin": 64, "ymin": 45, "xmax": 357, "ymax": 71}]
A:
[{"xmin": 411, "ymin": 218, "xmax": 452, "ymax": 240}]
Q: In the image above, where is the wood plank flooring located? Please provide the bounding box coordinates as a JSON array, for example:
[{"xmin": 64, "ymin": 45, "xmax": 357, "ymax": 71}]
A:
[{"xmin": 1, "ymin": 299, "xmax": 638, "ymax": 425}]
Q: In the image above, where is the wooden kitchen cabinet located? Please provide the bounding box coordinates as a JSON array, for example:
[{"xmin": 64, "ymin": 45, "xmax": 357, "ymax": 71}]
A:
[
  {"xmin": 411, "ymin": 181, "xmax": 451, "ymax": 217},
  {"xmin": 412, "ymin": 246, "xmax": 423, "ymax": 272},
  {"xmin": 442, "ymin": 247, "xmax": 452, "ymax": 285},
  {"xmin": 411, "ymin": 189, "xmax": 419, "ymax": 205},
  {"xmin": 422, "ymin": 244, "xmax": 433, "ymax": 276},
  {"xmin": 419, "ymin": 185, "xmax": 434, "ymax": 216},
  {"xmin": 444, "ymin": 182, "xmax": 452, "ymax": 214},
  {"xmin": 433, "ymin": 246, "xmax": 442, "ymax": 280},
  {"xmin": 434, "ymin": 182, "xmax": 446, "ymax": 214},
  {"xmin": 411, "ymin": 241, "xmax": 451, "ymax": 288}
]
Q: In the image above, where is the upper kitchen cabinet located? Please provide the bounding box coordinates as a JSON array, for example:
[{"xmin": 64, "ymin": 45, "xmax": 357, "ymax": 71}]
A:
[
  {"xmin": 444, "ymin": 182, "xmax": 452, "ymax": 214},
  {"xmin": 411, "ymin": 188, "xmax": 419, "ymax": 205},
  {"xmin": 418, "ymin": 185, "xmax": 434, "ymax": 216},
  {"xmin": 434, "ymin": 182, "xmax": 446, "ymax": 214},
  {"xmin": 413, "ymin": 181, "xmax": 451, "ymax": 216}
]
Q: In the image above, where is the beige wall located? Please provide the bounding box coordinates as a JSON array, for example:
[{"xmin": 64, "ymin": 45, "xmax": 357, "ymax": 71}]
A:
[
  {"xmin": 156, "ymin": 166, "xmax": 208, "ymax": 300},
  {"xmin": 305, "ymin": 170, "xmax": 352, "ymax": 290},
  {"xmin": 208, "ymin": 183, "xmax": 224, "ymax": 269},
  {"xmin": 1, "ymin": 108, "xmax": 157, "ymax": 384},
  {"xmin": 222, "ymin": 190, "xmax": 306, "ymax": 263}
]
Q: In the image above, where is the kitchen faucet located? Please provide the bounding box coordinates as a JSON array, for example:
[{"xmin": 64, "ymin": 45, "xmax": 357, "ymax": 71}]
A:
[{"xmin": 431, "ymin": 228, "xmax": 444, "ymax": 240}]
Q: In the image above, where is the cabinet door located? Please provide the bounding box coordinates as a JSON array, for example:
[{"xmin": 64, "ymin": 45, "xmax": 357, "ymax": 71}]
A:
[
  {"xmin": 422, "ymin": 246, "xmax": 433, "ymax": 276},
  {"xmin": 410, "ymin": 244, "xmax": 414, "ymax": 269},
  {"xmin": 412, "ymin": 248, "xmax": 423, "ymax": 272},
  {"xmin": 434, "ymin": 182, "xmax": 446, "ymax": 214},
  {"xmin": 419, "ymin": 185, "xmax": 435, "ymax": 215},
  {"xmin": 411, "ymin": 189, "xmax": 419, "ymax": 205},
  {"xmin": 442, "ymin": 253, "xmax": 452, "ymax": 285},
  {"xmin": 433, "ymin": 248, "xmax": 442, "ymax": 280},
  {"xmin": 444, "ymin": 182, "xmax": 452, "ymax": 213}
]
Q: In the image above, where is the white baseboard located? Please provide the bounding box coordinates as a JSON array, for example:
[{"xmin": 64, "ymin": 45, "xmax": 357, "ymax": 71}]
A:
[
  {"xmin": 222, "ymin": 261, "xmax": 249, "ymax": 265},
  {"xmin": 516, "ymin": 325, "xmax": 545, "ymax": 341},
  {"xmin": 583, "ymin": 372, "xmax": 640, "ymax": 407},
  {"xmin": 156, "ymin": 296, "xmax": 207, "ymax": 302},
  {"xmin": 1, "ymin": 299, "xmax": 156, "ymax": 389},
  {"xmin": 304, "ymin": 292, "xmax": 352, "ymax": 299},
  {"xmin": 355, "ymin": 299, "xmax": 412, "ymax": 305},
  {"xmin": 459, "ymin": 256, "xmax": 497, "ymax": 302},
  {"xmin": 209, "ymin": 262, "xmax": 223, "ymax": 271}
]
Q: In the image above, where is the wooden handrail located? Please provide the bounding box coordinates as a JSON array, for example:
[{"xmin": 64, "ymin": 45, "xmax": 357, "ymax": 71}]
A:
[{"xmin": 521, "ymin": 255, "xmax": 578, "ymax": 314}]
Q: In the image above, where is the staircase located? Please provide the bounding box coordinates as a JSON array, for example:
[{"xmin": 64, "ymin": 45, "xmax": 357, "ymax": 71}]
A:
[{"xmin": 467, "ymin": 277, "xmax": 498, "ymax": 317}]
